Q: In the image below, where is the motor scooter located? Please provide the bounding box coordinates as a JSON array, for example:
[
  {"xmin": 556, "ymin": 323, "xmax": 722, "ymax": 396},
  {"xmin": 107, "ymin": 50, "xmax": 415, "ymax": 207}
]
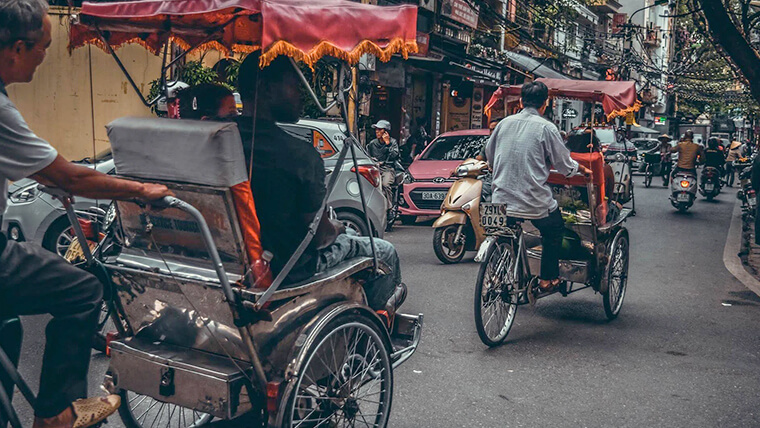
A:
[
  {"xmin": 432, "ymin": 159, "xmax": 488, "ymax": 264},
  {"xmin": 607, "ymin": 152, "xmax": 636, "ymax": 215},
  {"xmin": 699, "ymin": 166, "xmax": 722, "ymax": 200},
  {"xmin": 670, "ymin": 170, "xmax": 698, "ymax": 212}
]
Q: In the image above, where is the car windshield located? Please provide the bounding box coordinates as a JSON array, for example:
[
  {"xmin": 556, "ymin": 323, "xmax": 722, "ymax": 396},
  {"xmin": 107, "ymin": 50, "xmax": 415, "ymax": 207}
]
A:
[
  {"xmin": 632, "ymin": 140, "xmax": 658, "ymax": 151},
  {"xmin": 422, "ymin": 135, "xmax": 488, "ymax": 161},
  {"xmin": 594, "ymin": 128, "xmax": 616, "ymax": 146}
]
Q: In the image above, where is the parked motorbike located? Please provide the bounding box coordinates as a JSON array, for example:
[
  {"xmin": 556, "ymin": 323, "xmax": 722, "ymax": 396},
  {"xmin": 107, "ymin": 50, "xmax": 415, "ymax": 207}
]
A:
[
  {"xmin": 699, "ymin": 166, "xmax": 722, "ymax": 201},
  {"xmin": 384, "ymin": 166, "xmax": 405, "ymax": 232},
  {"xmin": 670, "ymin": 170, "xmax": 698, "ymax": 212},
  {"xmin": 432, "ymin": 159, "xmax": 488, "ymax": 264},
  {"xmin": 608, "ymin": 152, "xmax": 634, "ymax": 204},
  {"xmin": 737, "ymin": 167, "xmax": 757, "ymax": 218}
]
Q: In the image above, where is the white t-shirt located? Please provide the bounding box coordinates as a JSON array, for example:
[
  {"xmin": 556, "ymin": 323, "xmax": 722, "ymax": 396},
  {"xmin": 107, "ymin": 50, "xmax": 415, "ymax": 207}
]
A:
[{"xmin": 0, "ymin": 82, "xmax": 58, "ymax": 214}]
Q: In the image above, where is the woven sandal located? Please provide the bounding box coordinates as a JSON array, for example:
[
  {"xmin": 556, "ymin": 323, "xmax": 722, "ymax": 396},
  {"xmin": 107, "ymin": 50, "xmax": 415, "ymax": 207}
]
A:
[{"xmin": 71, "ymin": 395, "xmax": 121, "ymax": 428}]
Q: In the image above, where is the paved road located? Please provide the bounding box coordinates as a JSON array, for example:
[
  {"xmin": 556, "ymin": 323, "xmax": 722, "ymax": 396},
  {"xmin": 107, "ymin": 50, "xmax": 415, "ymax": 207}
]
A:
[{"xmin": 10, "ymin": 183, "xmax": 760, "ymax": 427}]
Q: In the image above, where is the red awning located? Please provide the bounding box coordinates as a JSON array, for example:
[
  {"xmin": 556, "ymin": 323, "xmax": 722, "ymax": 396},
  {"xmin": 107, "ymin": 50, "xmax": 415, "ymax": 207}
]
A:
[
  {"xmin": 69, "ymin": 0, "xmax": 418, "ymax": 67},
  {"xmin": 484, "ymin": 79, "xmax": 641, "ymax": 121}
]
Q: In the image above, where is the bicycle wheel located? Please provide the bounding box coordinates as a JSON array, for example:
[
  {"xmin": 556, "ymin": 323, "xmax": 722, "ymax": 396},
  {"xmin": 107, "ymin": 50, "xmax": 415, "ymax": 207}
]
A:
[
  {"xmin": 282, "ymin": 312, "xmax": 393, "ymax": 427},
  {"xmin": 474, "ymin": 238, "xmax": 518, "ymax": 347},
  {"xmin": 644, "ymin": 168, "xmax": 652, "ymax": 188},
  {"xmin": 92, "ymin": 301, "xmax": 116, "ymax": 353},
  {"xmin": 118, "ymin": 390, "xmax": 213, "ymax": 428},
  {"xmin": 603, "ymin": 231, "xmax": 629, "ymax": 320}
]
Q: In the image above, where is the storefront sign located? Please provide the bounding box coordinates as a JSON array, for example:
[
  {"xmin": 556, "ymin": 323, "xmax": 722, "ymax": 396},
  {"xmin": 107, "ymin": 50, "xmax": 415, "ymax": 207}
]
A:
[
  {"xmin": 416, "ymin": 32, "xmax": 430, "ymax": 56},
  {"xmin": 612, "ymin": 13, "xmax": 627, "ymax": 34},
  {"xmin": 419, "ymin": 0, "xmax": 435, "ymax": 12},
  {"xmin": 655, "ymin": 115, "xmax": 667, "ymax": 125},
  {"xmin": 466, "ymin": 64, "xmax": 502, "ymax": 83},
  {"xmin": 562, "ymin": 108, "xmax": 578, "ymax": 119},
  {"xmin": 448, "ymin": 94, "xmax": 471, "ymax": 131},
  {"xmin": 470, "ymin": 86, "xmax": 484, "ymax": 129},
  {"xmin": 441, "ymin": 0, "xmax": 479, "ymax": 29}
]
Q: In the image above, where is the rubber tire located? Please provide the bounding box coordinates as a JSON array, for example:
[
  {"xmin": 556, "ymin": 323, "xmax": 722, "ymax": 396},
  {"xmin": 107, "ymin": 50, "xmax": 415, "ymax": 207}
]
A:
[
  {"xmin": 644, "ymin": 173, "xmax": 652, "ymax": 188},
  {"xmin": 603, "ymin": 234, "xmax": 629, "ymax": 320},
  {"xmin": 474, "ymin": 239, "xmax": 518, "ymax": 347},
  {"xmin": 433, "ymin": 225, "xmax": 466, "ymax": 264},
  {"xmin": 42, "ymin": 216, "xmax": 73, "ymax": 257},
  {"xmin": 117, "ymin": 389, "xmax": 213, "ymax": 428},
  {"xmin": 281, "ymin": 312, "xmax": 393, "ymax": 428},
  {"xmin": 336, "ymin": 211, "xmax": 370, "ymax": 237},
  {"xmin": 677, "ymin": 204, "xmax": 689, "ymax": 213},
  {"xmin": 400, "ymin": 215, "xmax": 416, "ymax": 226},
  {"xmin": 706, "ymin": 194, "xmax": 714, "ymax": 201}
]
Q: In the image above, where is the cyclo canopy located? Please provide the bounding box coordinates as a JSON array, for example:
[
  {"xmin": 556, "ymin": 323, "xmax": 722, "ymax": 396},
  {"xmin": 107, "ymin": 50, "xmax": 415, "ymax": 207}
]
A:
[
  {"xmin": 69, "ymin": 0, "xmax": 419, "ymax": 67},
  {"xmin": 484, "ymin": 78, "xmax": 641, "ymax": 121}
]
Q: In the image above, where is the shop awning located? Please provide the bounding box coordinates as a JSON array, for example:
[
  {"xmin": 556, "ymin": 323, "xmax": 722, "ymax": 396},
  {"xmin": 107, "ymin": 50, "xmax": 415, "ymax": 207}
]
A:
[{"xmin": 502, "ymin": 51, "xmax": 570, "ymax": 80}]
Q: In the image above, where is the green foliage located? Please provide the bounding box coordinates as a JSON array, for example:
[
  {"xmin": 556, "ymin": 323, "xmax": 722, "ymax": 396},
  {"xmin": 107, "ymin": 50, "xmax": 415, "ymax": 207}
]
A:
[{"xmin": 146, "ymin": 60, "xmax": 233, "ymax": 103}]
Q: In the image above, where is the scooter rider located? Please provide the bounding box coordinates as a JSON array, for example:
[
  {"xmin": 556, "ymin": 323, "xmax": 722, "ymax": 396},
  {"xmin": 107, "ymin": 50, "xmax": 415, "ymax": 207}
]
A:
[
  {"xmin": 367, "ymin": 120, "xmax": 402, "ymax": 211},
  {"xmin": 485, "ymin": 81, "xmax": 591, "ymax": 292},
  {"xmin": 0, "ymin": 1, "xmax": 172, "ymax": 427},
  {"xmin": 670, "ymin": 130, "xmax": 703, "ymax": 179},
  {"xmin": 704, "ymin": 137, "xmax": 725, "ymax": 176}
]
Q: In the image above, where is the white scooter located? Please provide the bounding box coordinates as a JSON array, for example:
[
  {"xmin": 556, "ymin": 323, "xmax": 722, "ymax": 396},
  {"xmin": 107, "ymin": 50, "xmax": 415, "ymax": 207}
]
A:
[
  {"xmin": 607, "ymin": 152, "xmax": 636, "ymax": 215},
  {"xmin": 670, "ymin": 168, "xmax": 698, "ymax": 212}
]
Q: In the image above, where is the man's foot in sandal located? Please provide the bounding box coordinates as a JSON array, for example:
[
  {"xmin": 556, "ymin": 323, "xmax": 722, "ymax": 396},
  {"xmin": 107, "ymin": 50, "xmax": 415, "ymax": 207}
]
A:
[
  {"xmin": 33, "ymin": 395, "xmax": 121, "ymax": 428},
  {"xmin": 538, "ymin": 278, "xmax": 560, "ymax": 291}
]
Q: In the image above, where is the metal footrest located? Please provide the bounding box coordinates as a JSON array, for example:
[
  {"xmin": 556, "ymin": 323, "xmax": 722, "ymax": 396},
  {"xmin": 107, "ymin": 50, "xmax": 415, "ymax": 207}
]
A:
[
  {"xmin": 390, "ymin": 313, "xmax": 423, "ymax": 368},
  {"xmin": 526, "ymin": 248, "xmax": 590, "ymax": 284},
  {"xmin": 107, "ymin": 337, "xmax": 252, "ymax": 420}
]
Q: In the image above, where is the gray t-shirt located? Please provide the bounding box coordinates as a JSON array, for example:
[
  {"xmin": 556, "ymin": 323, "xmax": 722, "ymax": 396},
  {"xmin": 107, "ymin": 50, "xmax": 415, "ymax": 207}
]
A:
[
  {"xmin": 0, "ymin": 81, "xmax": 58, "ymax": 214},
  {"xmin": 485, "ymin": 108, "xmax": 579, "ymax": 219}
]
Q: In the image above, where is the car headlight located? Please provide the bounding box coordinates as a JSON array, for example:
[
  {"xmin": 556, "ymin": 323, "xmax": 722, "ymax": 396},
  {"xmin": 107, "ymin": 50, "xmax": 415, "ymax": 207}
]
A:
[
  {"xmin": 404, "ymin": 172, "xmax": 414, "ymax": 184},
  {"xmin": 9, "ymin": 183, "xmax": 39, "ymax": 204}
]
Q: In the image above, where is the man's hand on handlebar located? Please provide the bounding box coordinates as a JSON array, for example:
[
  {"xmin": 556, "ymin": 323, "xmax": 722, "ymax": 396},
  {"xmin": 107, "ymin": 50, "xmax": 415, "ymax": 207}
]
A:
[{"xmin": 139, "ymin": 183, "xmax": 174, "ymax": 202}]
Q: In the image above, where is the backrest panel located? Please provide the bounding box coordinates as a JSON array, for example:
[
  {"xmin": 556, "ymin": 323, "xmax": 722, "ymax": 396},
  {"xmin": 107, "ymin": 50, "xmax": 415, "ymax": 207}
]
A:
[
  {"xmin": 107, "ymin": 117, "xmax": 247, "ymax": 187},
  {"xmin": 116, "ymin": 181, "xmax": 249, "ymax": 276}
]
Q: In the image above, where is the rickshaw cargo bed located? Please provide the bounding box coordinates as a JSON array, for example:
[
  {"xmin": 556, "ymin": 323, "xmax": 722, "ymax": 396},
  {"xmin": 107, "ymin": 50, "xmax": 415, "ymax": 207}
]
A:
[{"xmin": 108, "ymin": 337, "xmax": 253, "ymax": 420}]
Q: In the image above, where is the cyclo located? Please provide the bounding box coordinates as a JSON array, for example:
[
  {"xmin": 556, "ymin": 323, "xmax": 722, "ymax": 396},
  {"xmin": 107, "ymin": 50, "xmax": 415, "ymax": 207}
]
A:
[
  {"xmin": 472, "ymin": 81, "xmax": 635, "ymax": 347},
  {"xmin": 0, "ymin": 1, "xmax": 423, "ymax": 427}
]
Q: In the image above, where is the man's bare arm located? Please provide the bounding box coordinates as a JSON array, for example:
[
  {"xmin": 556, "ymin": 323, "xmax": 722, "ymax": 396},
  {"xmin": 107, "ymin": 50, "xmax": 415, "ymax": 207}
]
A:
[{"xmin": 31, "ymin": 155, "xmax": 171, "ymax": 201}]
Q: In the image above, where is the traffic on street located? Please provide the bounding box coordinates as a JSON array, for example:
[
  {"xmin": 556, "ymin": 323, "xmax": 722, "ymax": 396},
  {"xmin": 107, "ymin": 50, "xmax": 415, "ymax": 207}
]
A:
[{"xmin": 2, "ymin": 0, "xmax": 760, "ymax": 427}]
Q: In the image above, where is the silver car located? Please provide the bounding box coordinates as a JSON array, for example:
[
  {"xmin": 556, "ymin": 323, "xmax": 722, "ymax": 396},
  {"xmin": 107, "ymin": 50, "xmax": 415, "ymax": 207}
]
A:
[
  {"xmin": 2, "ymin": 120, "xmax": 385, "ymax": 256},
  {"xmin": 2, "ymin": 149, "xmax": 114, "ymax": 257},
  {"xmin": 279, "ymin": 119, "xmax": 386, "ymax": 238}
]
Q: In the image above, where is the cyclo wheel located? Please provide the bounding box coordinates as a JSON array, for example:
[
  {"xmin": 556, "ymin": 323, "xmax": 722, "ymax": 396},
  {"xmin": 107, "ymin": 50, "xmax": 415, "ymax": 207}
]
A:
[
  {"xmin": 282, "ymin": 312, "xmax": 393, "ymax": 427},
  {"xmin": 644, "ymin": 167, "xmax": 652, "ymax": 188},
  {"xmin": 474, "ymin": 237, "xmax": 519, "ymax": 347},
  {"xmin": 602, "ymin": 231, "xmax": 629, "ymax": 320},
  {"xmin": 117, "ymin": 390, "xmax": 213, "ymax": 428}
]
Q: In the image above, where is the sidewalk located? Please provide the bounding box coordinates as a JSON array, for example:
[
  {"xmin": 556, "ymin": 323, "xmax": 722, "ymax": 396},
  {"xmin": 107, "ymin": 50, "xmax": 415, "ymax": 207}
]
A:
[{"xmin": 724, "ymin": 199, "xmax": 760, "ymax": 297}]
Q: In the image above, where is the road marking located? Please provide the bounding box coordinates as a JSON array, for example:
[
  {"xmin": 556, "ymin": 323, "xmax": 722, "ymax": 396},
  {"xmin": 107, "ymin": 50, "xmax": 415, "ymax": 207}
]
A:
[{"xmin": 723, "ymin": 198, "xmax": 760, "ymax": 298}]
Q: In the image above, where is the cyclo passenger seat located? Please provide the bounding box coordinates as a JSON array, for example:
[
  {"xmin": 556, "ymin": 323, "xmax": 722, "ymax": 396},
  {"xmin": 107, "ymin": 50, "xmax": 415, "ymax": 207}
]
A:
[
  {"xmin": 103, "ymin": 117, "xmax": 375, "ymax": 420},
  {"xmin": 547, "ymin": 151, "xmax": 607, "ymax": 223}
]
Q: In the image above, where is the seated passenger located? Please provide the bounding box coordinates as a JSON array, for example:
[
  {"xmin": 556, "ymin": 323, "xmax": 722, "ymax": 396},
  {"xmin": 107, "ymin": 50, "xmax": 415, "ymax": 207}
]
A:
[
  {"xmin": 703, "ymin": 137, "xmax": 725, "ymax": 176},
  {"xmin": 234, "ymin": 53, "xmax": 406, "ymax": 316},
  {"xmin": 177, "ymin": 83, "xmax": 238, "ymax": 121}
]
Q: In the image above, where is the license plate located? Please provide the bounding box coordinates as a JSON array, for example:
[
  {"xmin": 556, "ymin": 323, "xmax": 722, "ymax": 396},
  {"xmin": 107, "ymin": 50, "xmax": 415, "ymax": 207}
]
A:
[
  {"xmin": 677, "ymin": 193, "xmax": 690, "ymax": 202},
  {"xmin": 705, "ymin": 184, "xmax": 714, "ymax": 191},
  {"xmin": 480, "ymin": 203, "xmax": 509, "ymax": 229},
  {"xmin": 421, "ymin": 191, "xmax": 446, "ymax": 201}
]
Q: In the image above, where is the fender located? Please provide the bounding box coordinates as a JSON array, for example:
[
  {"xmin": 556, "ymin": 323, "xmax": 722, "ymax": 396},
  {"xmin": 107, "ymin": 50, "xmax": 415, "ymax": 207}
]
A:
[
  {"xmin": 473, "ymin": 236, "xmax": 496, "ymax": 263},
  {"xmin": 432, "ymin": 210, "xmax": 468, "ymax": 228},
  {"xmin": 273, "ymin": 302, "xmax": 391, "ymax": 427}
]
